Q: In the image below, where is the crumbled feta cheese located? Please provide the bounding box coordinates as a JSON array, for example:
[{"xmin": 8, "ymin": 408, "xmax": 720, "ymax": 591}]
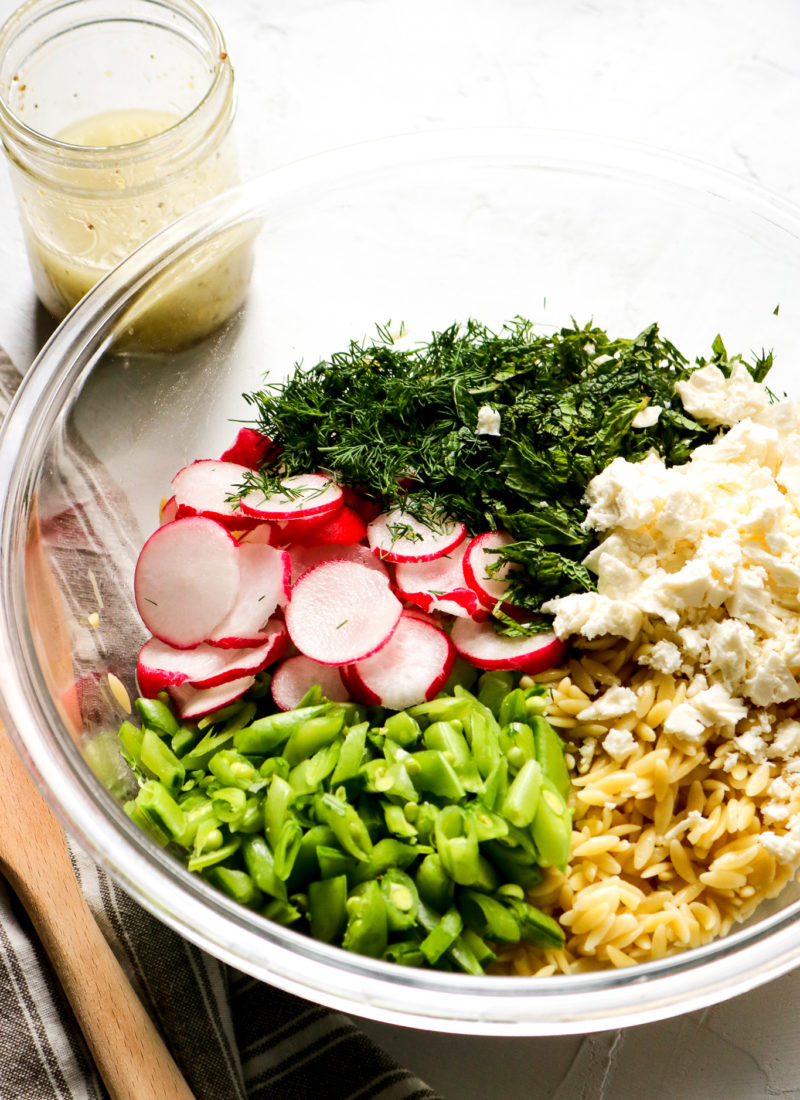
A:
[
  {"xmin": 578, "ymin": 737, "xmax": 597, "ymax": 773},
  {"xmin": 475, "ymin": 405, "xmax": 501, "ymax": 436},
  {"xmin": 675, "ymin": 361, "xmax": 770, "ymax": 427},
  {"xmin": 577, "ymin": 685, "xmax": 638, "ymax": 722},
  {"xmin": 761, "ymin": 827, "xmax": 800, "ymax": 865},
  {"xmin": 542, "ymin": 592, "xmax": 643, "ymax": 641},
  {"xmin": 640, "ymin": 640, "xmax": 682, "ymax": 675},
  {"xmin": 769, "ymin": 720, "xmax": 800, "ymax": 761},
  {"xmin": 602, "ymin": 727, "xmax": 637, "ymax": 760},
  {"xmin": 631, "ymin": 405, "xmax": 662, "ymax": 429}
]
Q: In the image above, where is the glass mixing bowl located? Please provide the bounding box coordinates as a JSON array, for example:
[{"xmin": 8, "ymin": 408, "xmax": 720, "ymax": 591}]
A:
[{"xmin": 2, "ymin": 128, "xmax": 800, "ymax": 1036}]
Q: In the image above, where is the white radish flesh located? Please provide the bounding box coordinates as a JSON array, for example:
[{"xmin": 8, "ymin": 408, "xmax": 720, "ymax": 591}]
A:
[
  {"xmin": 450, "ymin": 617, "xmax": 567, "ymax": 673},
  {"xmin": 134, "ymin": 517, "xmax": 240, "ymax": 649},
  {"xmin": 137, "ymin": 626, "xmax": 286, "ymax": 696},
  {"xmin": 286, "ymin": 559, "xmax": 402, "ymax": 665},
  {"xmin": 367, "ymin": 508, "xmax": 467, "ymax": 563},
  {"xmin": 462, "ymin": 530, "xmax": 516, "ymax": 607},
  {"xmin": 394, "ymin": 541, "xmax": 487, "ymax": 620},
  {"xmin": 169, "ymin": 675, "xmax": 256, "ymax": 720},
  {"xmin": 346, "ymin": 614, "xmax": 455, "ymax": 710},
  {"xmin": 239, "ymin": 473, "xmax": 343, "ymax": 521},
  {"xmin": 206, "ymin": 543, "xmax": 291, "ymax": 648},
  {"xmin": 289, "ymin": 541, "xmax": 388, "ymax": 585},
  {"xmin": 270, "ymin": 654, "xmax": 350, "ymax": 711},
  {"xmin": 171, "ymin": 459, "xmax": 254, "ymax": 529}
]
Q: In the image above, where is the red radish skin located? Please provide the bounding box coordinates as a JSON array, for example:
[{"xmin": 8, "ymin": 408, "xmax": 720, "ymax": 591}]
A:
[
  {"xmin": 341, "ymin": 487, "xmax": 381, "ymax": 524},
  {"xmin": 367, "ymin": 508, "xmax": 467, "ymax": 564},
  {"xmin": 137, "ymin": 627, "xmax": 286, "ymax": 696},
  {"xmin": 169, "ymin": 675, "xmax": 256, "ymax": 720},
  {"xmin": 270, "ymin": 654, "xmax": 350, "ymax": 711},
  {"xmin": 450, "ymin": 617, "xmax": 567, "ymax": 673},
  {"xmin": 463, "ymin": 530, "xmax": 517, "ymax": 608},
  {"xmin": 293, "ymin": 505, "xmax": 367, "ymax": 546},
  {"xmin": 265, "ymin": 508, "xmax": 337, "ymax": 546},
  {"xmin": 346, "ymin": 614, "xmax": 455, "ymax": 710},
  {"xmin": 286, "ymin": 559, "xmax": 402, "ymax": 665},
  {"xmin": 206, "ymin": 544, "xmax": 290, "ymax": 648},
  {"xmin": 134, "ymin": 517, "xmax": 240, "ymax": 649},
  {"xmin": 288, "ymin": 542, "xmax": 388, "ymax": 585},
  {"xmin": 219, "ymin": 427, "xmax": 278, "ymax": 469},
  {"xmin": 394, "ymin": 541, "xmax": 488, "ymax": 620},
  {"xmin": 172, "ymin": 459, "xmax": 257, "ymax": 531},
  {"xmin": 239, "ymin": 473, "xmax": 343, "ymax": 522}
]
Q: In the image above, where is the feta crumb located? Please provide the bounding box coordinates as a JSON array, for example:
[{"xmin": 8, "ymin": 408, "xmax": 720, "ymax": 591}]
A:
[
  {"xmin": 770, "ymin": 720, "xmax": 800, "ymax": 761},
  {"xmin": 577, "ymin": 737, "xmax": 597, "ymax": 774},
  {"xmin": 761, "ymin": 827, "xmax": 800, "ymax": 865},
  {"xmin": 475, "ymin": 405, "xmax": 501, "ymax": 436},
  {"xmin": 640, "ymin": 639, "xmax": 682, "ymax": 674},
  {"xmin": 631, "ymin": 405, "xmax": 663, "ymax": 429},
  {"xmin": 577, "ymin": 685, "xmax": 638, "ymax": 722},
  {"xmin": 674, "ymin": 361, "xmax": 770, "ymax": 427},
  {"xmin": 602, "ymin": 727, "xmax": 636, "ymax": 761}
]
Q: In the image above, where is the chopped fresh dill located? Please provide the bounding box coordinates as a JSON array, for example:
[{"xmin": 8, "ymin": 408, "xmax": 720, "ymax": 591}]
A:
[{"xmin": 242, "ymin": 317, "xmax": 772, "ymax": 626}]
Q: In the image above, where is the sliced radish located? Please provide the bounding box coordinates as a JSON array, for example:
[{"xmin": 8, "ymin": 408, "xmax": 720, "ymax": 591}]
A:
[
  {"xmin": 286, "ymin": 559, "xmax": 402, "ymax": 665},
  {"xmin": 169, "ymin": 675, "xmax": 256, "ymax": 720},
  {"xmin": 172, "ymin": 459, "xmax": 256, "ymax": 531},
  {"xmin": 288, "ymin": 541, "xmax": 388, "ymax": 585},
  {"xmin": 463, "ymin": 530, "xmax": 517, "ymax": 608},
  {"xmin": 137, "ymin": 627, "xmax": 285, "ymax": 696},
  {"xmin": 134, "ymin": 517, "xmax": 240, "ymax": 649},
  {"xmin": 239, "ymin": 473, "xmax": 343, "ymax": 522},
  {"xmin": 450, "ymin": 617, "xmax": 567, "ymax": 673},
  {"xmin": 266, "ymin": 507, "xmax": 338, "ymax": 546},
  {"xmin": 293, "ymin": 505, "xmax": 367, "ymax": 546},
  {"xmin": 159, "ymin": 495, "xmax": 178, "ymax": 525},
  {"xmin": 367, "ymin": 508, "xmax": 467, "ymax": 563},
  {"xmin": 394, "ymin": 541, "xmax": 488, "ymax": 620},
  {"xmin": 271, "ymin": 654, "xmax": 351, "ymax": 710},
  {"xmin": 219, "ymin": 427, "xmax": 278, "ymax": 469},
  {"xmin": 341, "ymin": 487, "xmax": 381, "ymax": 525},
  {"xmin": 346, "ymin": 614, "xmax": 455, "ymax": 710},
  {"xmin": 207, "ymin": 544, "xmax": 291, "ymax": 648}
]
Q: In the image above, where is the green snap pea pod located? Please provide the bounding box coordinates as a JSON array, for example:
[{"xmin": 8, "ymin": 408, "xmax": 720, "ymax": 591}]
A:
[
  {"xmin": 330, "ymin": 721, "xmax": 369, "ymax": 785},
  {"xmin": 422, "ymin": 720, "xmax": 470, "ymax": 765},
  {"xmin": 317, "ymin": 845, "xmax": 359, "ymax": 881},
  {"xmin": 483, "ymin": 840, "xmax": 543, "ymax": 889},
  {"xmin": 498, "ymin": 688, "xmax": 530, "ymax": 727},
  {"xmin": 501, "ymin": 758, "xmax": 543, "ymax": 828},
  {"xmin": 123, "ymin": 799, "xmax": 169, "ymax": 847},
  {"xmin": 443, "ymin": 657, "xmax": 478, "ymax": 693},
  {"xmin": 192, "ymin": 818, "xmax": 224, "ymax": 857},
  {"xmin": 258, "ymin": 756, "xmax": 291, "ymax": 782},
  {"xmin": 524, "ymin": 688, "xmax": 548, "ymax": 718},
  {"xmin": 198, "ymin": 698, "xmax": 256, "ymax": 731},
  {"xmin": 265, "ymin": 775, "xmax": 295, "ymax": 849},
  {"xmin": 350, "ymin": 838, "xmax": 418, "ymax": 885},
  {"xmin": 407, "ymin": 750, "xmax": 464, "ymax": 801},
  {"xmin": 383, "ymin": 710, "xmax": 422, "ymax": 748},
  {"xmin": 315, "ymin": 792, "xmax": 374, "ymax": 861},
  {"xmin": 289, "ymin": 742, "xmax": 340, "ymax": 795},
  {"xmin": 84, "ymin": 730, "xmax": 135, "ymax": 801},
  {"xmin": 471, "ymin": 806, "xmax": 509, "ymax": 843},
  {"xmin": 119, "ymin": 721, "xmax": 144, "ymax": 769},
  {"xmin": 531, "ymin": 716, "xmax": 570, "ymax": 801},
  {"xmin": 408, "ymin": 696, "xmax": 471, "ymax": 723},
  {"xmin": 447, "ymin": 932, "xmax": 485, "ymax": 976},
  {"xmin": 477, "ymin": 671, "xmax": 516, "ymax": 718},
  {"xmin": 242, "ymin": 835, "xmax": 287, "ymax": 900},
  {"xmin": 205, "ymin": 865, "xmax": 263, "ymax": 908},
  {"xmin": 461, "ymin": 705, "xmax": 502, "ymax": 780},
  {"xmin": 171, "ymin": 724, "xmax": 200, "ymax": 758},
  {"xmin": 273, "ymin": 818, "xmax": 303, "ymax": 881},
  {"xmin": 532, "ymin": 778, "xmax": 573, "ymax": 870},
  {"xmin": 383, "ymin": 940, "xmax": 425, "ymax": 967},
  {"xmin": 136, "ymin": 696, "xmax": 179, "ymax": 737},
  {"xmin": 361, "ymin": 760, "xmax": 418, "ymax": 803},
  {"xmin": 210, "ymin": 786, "xmax": 247, "ymax": 826},
  {"xmin": 415, "ymin": 853, "xmax": 454, "ymax": 912},
  {"xmin": 460, "ymin": 927, "xmax": 496, "ymax": 969},
  {"xmin": 501, "ymin": 722, "xmax": 536, "ymax": 772},
  {"xmin": 283, "ymin": 710, "xmax": 346, "ymax": 766},
  {"xmin": 287, "ymin": 825, "xmax": 337, "ymax": 890},
  {"xmin": 382, "ymin": 803, "xmax": 418, "ymax": 839},
  {"xmin": 262, "ymin": 897, "xmax": 303, "ymax": 926},
  {"xmin": 461, "ymin": 890, "xmax": 521, "ymax": 945},
  {"xmin": 136, "ymin": 779, "xmax": 187, "ymax": 843},
  {"xmin": 420, "ymin": 905, "xmax": 462, "ymax": 965},
  {"xmin": 504, "ymin": 821, "xmax": 539, "ymax": 860},
  {"xmin": 356, "ymin": 794, "xmax": 385, "ymax": 840},
  {"xmin": 179, "ymin": 727, "xmax": 236, "ymax": 772},
  {"xmin": 434, "ymin": 804, "xmax": 481, "ymax": 886},
  {"xmin": 412, "ymin": 801, "xmax": 439, "ymax": 845},
  {"xmin": 234, "ymin": 705, "xmax": 327, "ymax": 755},
  {"xmin": 505, "ymin": 898, "xmax": 565, "ymax": 948},
  {"xmin": 342, "ymin": 880, "xmax": 388, "ymax": 958},
  {"xmin": 308, "ymin": 874, "xmax": 348, "ymax": 943},
  {"xmin": 208, "ymin": 749, "xmax": 263, "ymax": 791},
  {"xmin": 481, "ymin": 756, "xmax": 508, "ymax": 813},
  {"xmin": 380, "ymin": 869, "xmax": 419, "ymax": 932},
  {"xmin": 238, "ymin": 796, "xmax": 265, "ymax": 834},
  {"xmin": 471, "ymin": 855, "xmax": 500, "ymax": 894},
  {"xmin": 187, "ymin": 839, "xmax": 241, "ymax": 873}
]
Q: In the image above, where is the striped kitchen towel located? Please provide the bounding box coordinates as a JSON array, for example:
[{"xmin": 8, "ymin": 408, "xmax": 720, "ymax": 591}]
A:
[{"xmin": 0, "ymin": 345, "xmax": 442, "ymax": 1100}]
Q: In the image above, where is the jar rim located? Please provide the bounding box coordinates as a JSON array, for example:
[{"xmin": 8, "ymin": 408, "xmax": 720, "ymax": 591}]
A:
[{"xmin": 0, "ymin": 0, "xmax": 234, "ymax": 169}]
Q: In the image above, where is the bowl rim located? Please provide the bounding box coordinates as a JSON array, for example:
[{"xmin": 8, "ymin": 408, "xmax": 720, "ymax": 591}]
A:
[{"xmin": 2, "ymin": 126, "xmax": 800, "ymax": 1034}]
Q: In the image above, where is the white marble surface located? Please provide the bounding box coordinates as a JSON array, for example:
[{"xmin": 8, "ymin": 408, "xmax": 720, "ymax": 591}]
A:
[{"xmin": 2, "ymin": 0, "xmax": 800, "ymax": 1096}]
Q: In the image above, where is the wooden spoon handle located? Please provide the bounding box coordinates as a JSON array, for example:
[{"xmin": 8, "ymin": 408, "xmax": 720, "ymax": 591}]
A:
[{"xmin": 9, "ymin": 837, "xmax": 196, "ymax": 1100}]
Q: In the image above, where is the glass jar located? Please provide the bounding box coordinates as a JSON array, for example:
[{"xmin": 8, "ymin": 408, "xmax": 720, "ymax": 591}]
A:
[{"xmin": 0, "ymin": 0, "xmax": 249, "ymax": 347}]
